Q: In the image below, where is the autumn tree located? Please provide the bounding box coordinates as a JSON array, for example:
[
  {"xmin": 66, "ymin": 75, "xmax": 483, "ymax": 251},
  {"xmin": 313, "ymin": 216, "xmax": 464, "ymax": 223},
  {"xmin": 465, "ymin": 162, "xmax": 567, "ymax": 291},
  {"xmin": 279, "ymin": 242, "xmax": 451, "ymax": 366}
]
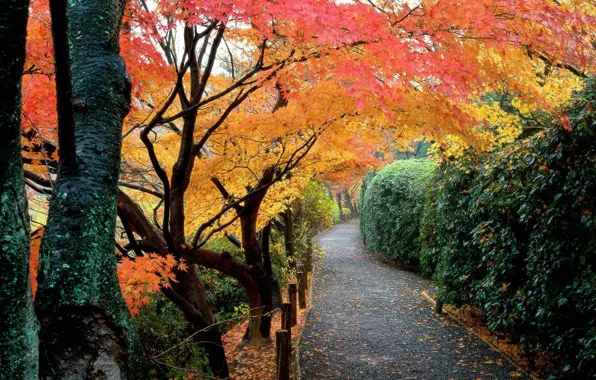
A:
[{"xmin": 14, "ymin": 0, "xmax": 596, "ymax": 376}]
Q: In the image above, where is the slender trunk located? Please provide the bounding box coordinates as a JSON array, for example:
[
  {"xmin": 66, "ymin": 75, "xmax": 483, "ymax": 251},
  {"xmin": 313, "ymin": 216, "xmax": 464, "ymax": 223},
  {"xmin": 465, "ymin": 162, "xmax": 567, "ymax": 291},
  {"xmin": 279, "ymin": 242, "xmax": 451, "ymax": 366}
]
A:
[
  {"xmin": 171, "ymin": 268, "xmax": 229, "ymax": 378},
  {"xmin": 116, "ymin": 194, "xmax": 229, "ymax": 377},
  {"xmin": 186, "ymin": 248, "xmax": 265, "ymax": 344},
  {"xmin": 237, "ymin": 170, "xmax": 276, "ymax": 342},
  {"xmin": 283, "ymin": 209, "xmax": 296, "ymax": 270},
  {"xmin": 343, "ymin": 190, "xmax": 355, "ymax": 219},
  {"xmin": 0, "ymin": 1, "xmax": 39, "ymax": 377},
  {"xmin": 240, "ymin": 208, "xmax": 272, "ymax": 341},
  {"xmin": 262, "ymin": 222, "xmax": 282, "ymax": 307},
  {"xmin": 336, "ymin": 193, "xmax": 344, "ymax": 222},
  {"xmin": 35, "ymin": 0, "xmax": 146, "ymax": 376}
]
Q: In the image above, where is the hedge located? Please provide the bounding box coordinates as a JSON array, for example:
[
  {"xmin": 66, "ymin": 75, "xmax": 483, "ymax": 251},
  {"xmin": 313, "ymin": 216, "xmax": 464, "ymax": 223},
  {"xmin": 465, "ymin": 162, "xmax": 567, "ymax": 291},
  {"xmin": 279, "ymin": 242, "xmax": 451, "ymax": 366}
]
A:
[
  {"xmin": 359, "ymin": 159, "xmax": 435, "ymax": 266},
  {"xmin": 362, "ymin": 79, "xmax": 596, "ymax": 378}
]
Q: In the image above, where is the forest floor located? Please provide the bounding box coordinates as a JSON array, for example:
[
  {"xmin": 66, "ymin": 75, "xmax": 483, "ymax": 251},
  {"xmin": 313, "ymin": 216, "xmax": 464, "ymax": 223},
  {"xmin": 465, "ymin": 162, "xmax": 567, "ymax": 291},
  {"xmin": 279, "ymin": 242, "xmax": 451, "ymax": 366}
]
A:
[{"xmin": 300, "ymin": 220, "xmax": 528, "ymax": 380}]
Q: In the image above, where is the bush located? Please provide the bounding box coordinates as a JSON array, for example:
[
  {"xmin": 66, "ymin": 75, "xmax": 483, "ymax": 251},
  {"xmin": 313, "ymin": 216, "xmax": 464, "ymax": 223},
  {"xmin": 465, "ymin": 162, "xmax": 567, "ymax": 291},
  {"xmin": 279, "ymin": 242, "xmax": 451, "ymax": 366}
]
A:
[
  {"xmin": 360, "ymin": 159, "xmax": 435, "ymax": 266},
  {"xmin": 420, "ymin": 79, "xmax": 596, "ymax": 378},
  {"xmin": 134, "ymin": 294, "xmax": 212, "ymax": 379},
  {"xmin": 331, "ymin": 202, "xmax": 342, "ymax": 224},
  {"xmin": 295, "ymin": 182, "xmax": 337, "ymax": 235}
]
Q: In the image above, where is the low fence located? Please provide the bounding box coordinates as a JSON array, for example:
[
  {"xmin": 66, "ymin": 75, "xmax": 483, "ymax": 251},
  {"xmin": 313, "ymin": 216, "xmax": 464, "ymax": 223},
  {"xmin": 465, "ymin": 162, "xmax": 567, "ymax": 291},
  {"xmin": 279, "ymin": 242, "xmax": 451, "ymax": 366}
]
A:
[{"xmin": 276, "ymin": 265, "xmax": 311, "ymax": 380}]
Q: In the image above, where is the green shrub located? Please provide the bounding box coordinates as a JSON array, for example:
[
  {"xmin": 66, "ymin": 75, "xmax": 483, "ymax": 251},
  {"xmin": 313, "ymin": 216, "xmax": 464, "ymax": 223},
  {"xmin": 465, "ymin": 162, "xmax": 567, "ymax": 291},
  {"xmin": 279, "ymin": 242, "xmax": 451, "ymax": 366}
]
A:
[
  {"xmin": 421, "ymin": 79, "xmax": 596, "ymax": 378},
  {"xmin": 331, "ymin": 202, "xmax": 342, "ymax": 224},
  {"xmin": 360, "ymin": 159, "xmax": 436, "ymax": 266},
  {"xmin": 294, "ymin": 182, "xmax": 337, "ymax": 235},
  {"xmin": 134, "ymin": 294, "xmax": 212, "ymax": 379}
]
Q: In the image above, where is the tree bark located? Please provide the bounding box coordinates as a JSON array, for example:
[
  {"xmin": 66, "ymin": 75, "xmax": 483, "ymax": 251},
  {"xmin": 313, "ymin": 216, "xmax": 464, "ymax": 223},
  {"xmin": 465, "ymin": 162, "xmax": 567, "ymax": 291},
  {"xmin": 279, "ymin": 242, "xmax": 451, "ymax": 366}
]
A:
[
  {"xmin": 35, "ymin": 0, "xmax": 146, "ymax": 377},
  {"xmin": 0, "ymin": 0, "xmax": 40, "ymax": 377},
  {"xmin": 237, "ymin": 169, "xmax": 277, "ymax": 342},
  {"xmin": 116, "ymin": 193, "xmax": 230, "ymax": 378},
  {"xmin": 262, "ymin": 222, "xmax": 282, "ymax": 308},
  {"xmin": 185, "ymin": 247, "xmax": 266, "ymax": 343},
  {"xmin": 282, "ymin": 209, "xmax": 296, "ymax": 270},
  {"xmin": 240, "ymin": 206, "xmax": 273, "ymax": 342},
  {"xmin": 343, "ymin": 190, "xmax": 355, "ymax": 219},
  {"xmin": 336, "ymin": 192, "xmax": 344, "ymax": 222},
  {"xmin": 170, "ymin": 268, "xmax": 229, "ymax": 378}
]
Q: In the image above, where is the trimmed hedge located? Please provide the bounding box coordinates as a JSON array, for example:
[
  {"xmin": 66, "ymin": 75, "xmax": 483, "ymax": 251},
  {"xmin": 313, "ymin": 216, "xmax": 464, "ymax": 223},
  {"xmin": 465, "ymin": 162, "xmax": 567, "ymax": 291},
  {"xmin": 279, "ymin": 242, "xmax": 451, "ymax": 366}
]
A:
[
  {"xmin": 362, "ymin": 80, "xmax": 596, "ymax": 378},
  {"xmin": 359, "ymin": 159, "xmax": 435, "ymax": 266}
]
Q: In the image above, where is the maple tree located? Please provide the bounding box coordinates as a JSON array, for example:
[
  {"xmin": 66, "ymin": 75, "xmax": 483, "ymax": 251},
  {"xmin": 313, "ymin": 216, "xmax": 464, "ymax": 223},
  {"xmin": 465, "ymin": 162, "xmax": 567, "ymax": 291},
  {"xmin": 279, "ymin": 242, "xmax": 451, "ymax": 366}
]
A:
[{"xmin": 5, "ymin": 0, "xmax": 596, "ymax": 377}]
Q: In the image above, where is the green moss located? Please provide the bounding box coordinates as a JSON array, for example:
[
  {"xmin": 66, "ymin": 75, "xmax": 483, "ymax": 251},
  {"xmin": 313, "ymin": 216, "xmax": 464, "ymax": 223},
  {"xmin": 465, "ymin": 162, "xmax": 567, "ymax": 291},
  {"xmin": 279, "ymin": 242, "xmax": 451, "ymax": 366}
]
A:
[{"xmin": 0, "ymin": 0, "xmax": 39, "ymax": 377}]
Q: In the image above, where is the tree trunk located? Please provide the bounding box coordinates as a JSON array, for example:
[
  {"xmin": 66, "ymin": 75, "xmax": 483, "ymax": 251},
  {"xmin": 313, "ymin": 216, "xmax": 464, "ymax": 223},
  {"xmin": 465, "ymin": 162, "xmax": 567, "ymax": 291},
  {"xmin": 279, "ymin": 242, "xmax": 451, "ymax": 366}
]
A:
[
  {"xmin": 240, "ymin": 208, "xmax": 273, "ymax": 342},
  {"xmin": 117, "ymin": 193, "xmax": 230, "ymax": 377},
  {"xmin": 237, "ymin": 170, "xmax": 277, "ymax": 342},
  {"xmin": 262, "ymin": 222, "xmax": 282, "ymax": 307},
  {"xmin": 282, "ymin": 209, "xmax": 296, "ymax": 270},
  {"xmin": 171, "ymin": 268, "xmax": 229, "ymax": 378},
  {"xmin": 343, "ymin": 190, "xmax": 355, "ymax": 219},
  {"xmin": 336, "ymin": 193, "xmax": 344, "ymax": 222},
  {"xmin": 186, "ymin": 247, "xmax": 266, "ymax": 344},
  {"xmin": 35, "ymin": 0, "xmax": 146, "ymax": 377},
  {"xmin": 0, "ymin": 1, "xmax": 40, "ymax": 377}
]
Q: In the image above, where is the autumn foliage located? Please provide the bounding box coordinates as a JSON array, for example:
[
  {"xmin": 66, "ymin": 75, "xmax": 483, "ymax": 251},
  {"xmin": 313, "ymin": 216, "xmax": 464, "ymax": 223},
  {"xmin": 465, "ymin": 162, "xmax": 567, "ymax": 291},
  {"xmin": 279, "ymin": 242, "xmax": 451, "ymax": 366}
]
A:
[{"xmin": 15, "ymin": 0, "xmax": 596, "ymax": 376}]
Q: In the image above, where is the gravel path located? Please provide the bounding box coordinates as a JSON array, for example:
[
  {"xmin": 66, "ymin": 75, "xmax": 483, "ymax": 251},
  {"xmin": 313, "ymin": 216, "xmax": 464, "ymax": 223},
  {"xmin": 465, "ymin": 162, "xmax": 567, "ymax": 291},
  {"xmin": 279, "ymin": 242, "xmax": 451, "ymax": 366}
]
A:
[{"xmin": 300, "ymin": 220, "xmax": 527, "ymax": 380}]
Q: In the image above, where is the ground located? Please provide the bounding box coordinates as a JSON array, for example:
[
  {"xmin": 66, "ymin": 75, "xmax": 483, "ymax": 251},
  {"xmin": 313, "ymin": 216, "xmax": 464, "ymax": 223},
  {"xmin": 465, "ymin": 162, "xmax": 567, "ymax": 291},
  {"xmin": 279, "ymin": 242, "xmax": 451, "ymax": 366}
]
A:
[{"xmin": 300, "ymin": 220, "xmax": 527, "ymax": 380}]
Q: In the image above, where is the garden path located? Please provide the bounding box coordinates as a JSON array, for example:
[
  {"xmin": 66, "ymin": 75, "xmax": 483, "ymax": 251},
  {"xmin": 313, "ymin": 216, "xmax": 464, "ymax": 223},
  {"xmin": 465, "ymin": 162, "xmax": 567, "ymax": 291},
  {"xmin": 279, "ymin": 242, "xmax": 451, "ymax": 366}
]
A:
[{"xmin": 300, "ymin": 220, "xmax": 526, "ymax": 380}]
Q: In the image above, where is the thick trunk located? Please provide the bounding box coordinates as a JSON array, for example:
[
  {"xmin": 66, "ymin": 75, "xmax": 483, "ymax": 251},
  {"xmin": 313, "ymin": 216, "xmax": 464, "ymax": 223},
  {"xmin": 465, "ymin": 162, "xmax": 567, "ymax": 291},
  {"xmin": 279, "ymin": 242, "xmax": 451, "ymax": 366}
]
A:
[
  {"xmin": 0, "ymin": 1, "xmax": 39, "ymax": 377},
  {"xmin": 262, "ymin": 222, "xmax": 282, "ymax": 307},
  {"xmin": 35, "ymin": 0, "xmax": 146, "ymax": 377},
  {"xmin": 282, "ymin": 209, "xmax": 296, "ymax": 270}
]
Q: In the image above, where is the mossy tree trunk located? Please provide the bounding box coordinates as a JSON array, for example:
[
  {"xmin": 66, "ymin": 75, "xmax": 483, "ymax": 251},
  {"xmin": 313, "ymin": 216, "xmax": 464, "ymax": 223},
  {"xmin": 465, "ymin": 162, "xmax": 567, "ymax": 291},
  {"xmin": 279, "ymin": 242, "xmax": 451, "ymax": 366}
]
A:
[
  {"xmin": 0, "ymin": 0, "xmax": 40, "ymax": 377},
  {"xmin": 34, "ymin": 0, "xmax": 146, "ymax": 377}
]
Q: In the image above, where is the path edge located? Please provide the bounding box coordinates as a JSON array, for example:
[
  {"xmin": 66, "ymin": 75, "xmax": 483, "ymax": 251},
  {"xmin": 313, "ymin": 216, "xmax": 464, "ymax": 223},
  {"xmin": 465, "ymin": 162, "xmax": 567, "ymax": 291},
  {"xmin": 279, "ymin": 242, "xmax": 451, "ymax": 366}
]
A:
[{"xmin": 420, "ymin": 290, "xmax": 537, "ymax": 380}]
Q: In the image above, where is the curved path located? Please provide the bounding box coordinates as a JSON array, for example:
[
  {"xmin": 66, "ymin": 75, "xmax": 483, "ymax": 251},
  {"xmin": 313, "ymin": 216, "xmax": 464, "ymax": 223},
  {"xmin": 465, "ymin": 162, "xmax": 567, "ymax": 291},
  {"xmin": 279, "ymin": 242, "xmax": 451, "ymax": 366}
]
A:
[{"xmin": 300, "ymin": 220, "xmax": 527, "ymax": 380}]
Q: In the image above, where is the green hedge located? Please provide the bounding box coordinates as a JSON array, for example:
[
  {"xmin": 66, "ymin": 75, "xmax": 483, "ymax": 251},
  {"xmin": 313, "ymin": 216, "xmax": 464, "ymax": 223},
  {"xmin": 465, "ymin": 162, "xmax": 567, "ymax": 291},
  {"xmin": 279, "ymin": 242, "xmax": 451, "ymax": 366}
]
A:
[
  {"xmin": 423, "ymin": 80, "xmax": 596, "ymax": 378},
  {"xmin": 361, "ymin": 80, "xmax": 596, "ymax": 378},
  {"xmin": 359, "ymin": 159, "xmax": 435, "ymax": 266}
]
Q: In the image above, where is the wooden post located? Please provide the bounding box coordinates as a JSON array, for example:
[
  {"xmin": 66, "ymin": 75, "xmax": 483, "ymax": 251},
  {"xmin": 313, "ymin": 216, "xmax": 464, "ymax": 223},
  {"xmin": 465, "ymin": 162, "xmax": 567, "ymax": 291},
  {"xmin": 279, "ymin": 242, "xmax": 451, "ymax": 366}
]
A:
[
  {"xmin": 281, "ymin": 302, "xmax": 292, "ymax": 342},
  {"xmin": 276, "ymin": 330, "xmax": 290, "ymax": 380},
  {"xmin": 298, "ymin": 271, "xmax": 307, "ymax": 309},
  {"xmin": 435, "ymin": 300, "xmax": 443, "ymax": 314},
  {"xmin": 288, "ymin": 283, "xmax": 298, "ymax": 326}
]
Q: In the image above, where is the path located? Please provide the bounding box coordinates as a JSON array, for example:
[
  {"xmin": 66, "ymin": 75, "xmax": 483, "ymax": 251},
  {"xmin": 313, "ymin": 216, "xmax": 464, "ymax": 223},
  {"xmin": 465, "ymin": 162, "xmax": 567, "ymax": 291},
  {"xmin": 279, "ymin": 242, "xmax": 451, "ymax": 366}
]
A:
[{"xmin": 300, "ymin": 220, "xmax": 527, "ymax": 380}]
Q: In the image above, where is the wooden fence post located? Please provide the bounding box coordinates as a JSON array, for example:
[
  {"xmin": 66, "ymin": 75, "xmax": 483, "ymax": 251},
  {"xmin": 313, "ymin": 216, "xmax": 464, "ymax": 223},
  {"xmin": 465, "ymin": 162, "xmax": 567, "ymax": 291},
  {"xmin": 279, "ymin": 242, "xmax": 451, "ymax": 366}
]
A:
[
  {"xmin": 288, "ymin": 283, "xmax": 298, "ymax": 326},
  {"xmin": 276, "ymin": 330, "xmax": 290, "ymax": 380},
  {"xmin": 281, "ymin": 302, "xmax": 292, "ymax": 342},
  {"xmin": 298, "ymin": 271, "xmax": 307, "ymax": 309}
]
